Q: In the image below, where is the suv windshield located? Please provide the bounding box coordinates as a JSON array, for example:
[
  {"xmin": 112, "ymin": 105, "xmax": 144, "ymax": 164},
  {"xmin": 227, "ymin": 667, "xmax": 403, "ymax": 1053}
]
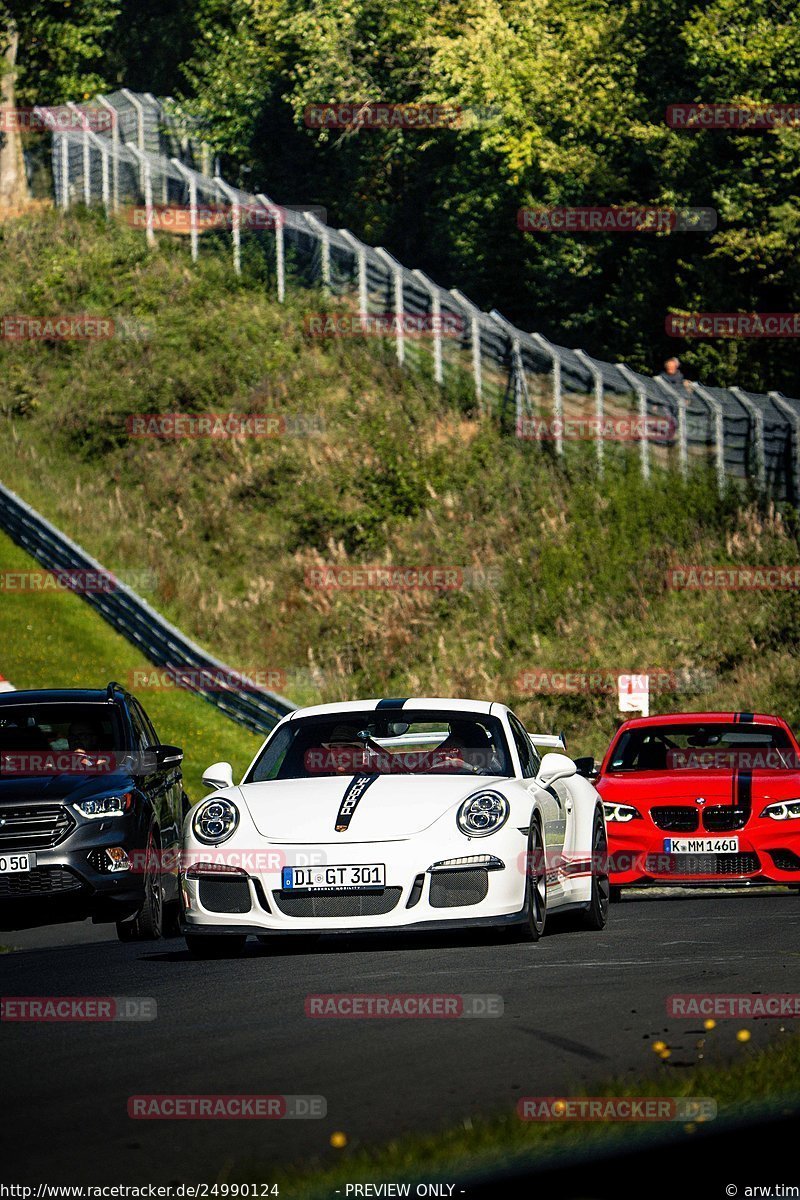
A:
[
  {"xmin": 607, "ymin": 722, "xmax": 796, "ymax": 772},
  {"xmin": 246, "ymin": 710, "xmax": 513, "ymax": 782},
  {"xmin": 0, "ymin": 703, "xmax": 124, "ymax": 775}
]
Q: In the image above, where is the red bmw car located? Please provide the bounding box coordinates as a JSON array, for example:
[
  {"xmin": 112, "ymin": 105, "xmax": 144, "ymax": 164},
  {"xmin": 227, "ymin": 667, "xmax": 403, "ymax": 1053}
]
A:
[{"xmin": 595, "ymin": 711, "xmax": 800, "ymax": 894}]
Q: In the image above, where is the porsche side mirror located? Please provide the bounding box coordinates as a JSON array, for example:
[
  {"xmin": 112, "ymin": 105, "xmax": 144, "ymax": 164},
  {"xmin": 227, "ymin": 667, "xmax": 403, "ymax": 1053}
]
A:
[
  {"xmin": 573, "ymin": 755, "xmax": 599, "ymax": 781},
  {"xmin": 537, "ymin": 752, "xmax": 577, "ymax": 788},
  {"xmin": 202, "ymin": 761, "xmax": 234, "ymax": 791}
]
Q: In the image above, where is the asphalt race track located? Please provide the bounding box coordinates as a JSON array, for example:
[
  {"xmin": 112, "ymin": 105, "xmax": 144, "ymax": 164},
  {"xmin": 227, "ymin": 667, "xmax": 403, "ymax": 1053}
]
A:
[{"xmin": 1, "ymin": 890, "xmax": 797, "ymax": 1183}]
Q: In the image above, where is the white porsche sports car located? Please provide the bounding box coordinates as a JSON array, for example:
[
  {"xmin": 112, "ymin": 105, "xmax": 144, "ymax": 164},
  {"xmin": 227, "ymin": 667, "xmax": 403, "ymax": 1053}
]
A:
[{"xmin": 180, "ymin": 698, "xmax": 609, "ymax": 956}]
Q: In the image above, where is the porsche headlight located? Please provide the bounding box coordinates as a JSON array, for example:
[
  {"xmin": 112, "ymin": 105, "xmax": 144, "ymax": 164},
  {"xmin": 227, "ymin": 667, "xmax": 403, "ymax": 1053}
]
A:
[
  {"xmin": 457, "ymin": 790, "xmax": 509, "ymax": 837},
  {"xmin": 603, "ymin": 803, "xmax": 642, "ymax": 823},
  {"xmin": 192, "ymin": 798, "xmax": 239, "ymax": 844},
  {"xmin": 75, "ymin": 793, "xmax": 132, "ymax": 818},
  {"xmin": 760, "ymin": 800, "xmax": 800, "ymax": 821}
]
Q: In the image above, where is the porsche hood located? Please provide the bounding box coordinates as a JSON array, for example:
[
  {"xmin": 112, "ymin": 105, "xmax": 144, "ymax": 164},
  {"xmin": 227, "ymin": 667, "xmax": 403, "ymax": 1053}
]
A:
[{"xmin": 238, "ymin": 774, "xmax": 505, "ymax": 841}]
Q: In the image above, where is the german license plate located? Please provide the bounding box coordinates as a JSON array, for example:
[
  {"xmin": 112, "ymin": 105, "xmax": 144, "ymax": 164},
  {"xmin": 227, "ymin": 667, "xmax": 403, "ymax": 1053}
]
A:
[
  {"xmin": 281, "ymin": 863, "xmax": 385, "ymax": 892},
  {"xmin": 664, "ymin": 837, "xmax": 739, "ymax": 854},
  {"xmin": 0, "ymin": 852, "xmax": 36, "ymax": 873}
]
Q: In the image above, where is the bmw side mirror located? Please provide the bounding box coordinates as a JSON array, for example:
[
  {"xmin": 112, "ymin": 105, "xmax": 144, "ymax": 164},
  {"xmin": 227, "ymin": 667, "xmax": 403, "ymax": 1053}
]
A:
[
  {"xmin": 573, "ymin": 755, "xmax": 599, "ymax": 781},
  {"xmin": 537, "ymin": 752, "xmax": 577, "ymax": 788},
  {"xmin": 202, "ymin": 761, "xmax": 234, "ymax": 791}
]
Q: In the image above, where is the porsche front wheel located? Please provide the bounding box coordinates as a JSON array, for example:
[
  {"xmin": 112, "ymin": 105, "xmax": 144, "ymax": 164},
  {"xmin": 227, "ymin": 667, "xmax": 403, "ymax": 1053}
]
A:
[{"xmin": 518, "ymin": 818, "xmax": 547, "ymax": 942}]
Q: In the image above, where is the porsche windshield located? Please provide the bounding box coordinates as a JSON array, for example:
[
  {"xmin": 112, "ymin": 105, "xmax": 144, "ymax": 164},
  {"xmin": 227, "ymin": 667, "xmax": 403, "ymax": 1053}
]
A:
[
  {"xmin": 608, "ymin": 722, "xmax": 797, "ymax": 772},
  {"xmin": 246, "ymin": 711, "xmax": 513, "ymax": 782}
]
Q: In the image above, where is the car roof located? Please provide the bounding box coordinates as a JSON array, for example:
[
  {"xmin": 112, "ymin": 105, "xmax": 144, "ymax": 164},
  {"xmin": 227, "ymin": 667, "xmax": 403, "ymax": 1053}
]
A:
[
  {"xmin": 287, "ymin": 697, "xmax": 504, "ymax": 720},
  {"xmin": 613, "ymin": 711, "xmax": 786, "ymax": 729},
  {"xmin": 0, "ymin": 689, "xmax": 120, "ymax": 706}
]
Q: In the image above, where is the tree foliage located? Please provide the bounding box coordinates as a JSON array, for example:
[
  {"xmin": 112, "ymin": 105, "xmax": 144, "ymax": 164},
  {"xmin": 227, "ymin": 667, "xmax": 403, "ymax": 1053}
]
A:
[{"xmin": 6, "ymin": 0, "xmax": 800, "ymax": 391}]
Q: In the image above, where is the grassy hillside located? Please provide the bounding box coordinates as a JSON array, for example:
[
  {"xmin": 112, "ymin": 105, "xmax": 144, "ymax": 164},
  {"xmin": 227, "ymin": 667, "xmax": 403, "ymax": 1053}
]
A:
[
  {"xmin": 1, "ymin": 208, "xmax": 799, "ymax": 758},
  {"xmin": 0, "ymin": 532, "xmax": 262, "ymax": 797}
]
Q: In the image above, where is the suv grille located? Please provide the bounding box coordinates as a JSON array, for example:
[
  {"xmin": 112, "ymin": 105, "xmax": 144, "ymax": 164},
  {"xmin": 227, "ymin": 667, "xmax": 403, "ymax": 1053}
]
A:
[
  {"xmin": 651, "ymin": 806, "xmax": 699, "ymax": 832},
  {"xmin": 703, "ymin": 807, "xmax": 749, "ymax": 832},
  {"xmin": 272, "ymin": 888, "xmax": 402, "ymax": 918},
  {"xmin": 0, "ymin": 866, "xmax": 83, "ymax": 897},
  {"xmin": 0, "ymin": 804, "xmax": 75, "ymax": 850}
]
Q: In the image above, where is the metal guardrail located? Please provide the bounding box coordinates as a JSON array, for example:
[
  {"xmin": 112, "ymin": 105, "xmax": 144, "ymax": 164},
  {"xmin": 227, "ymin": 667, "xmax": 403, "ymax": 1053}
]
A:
[
  {"xmin": 0, "ymin": 480, "xmax": 294, "ymax": 735},
  {"xmin": 46, "ymin": 90, "xmax": 800, "ymax": 502}
]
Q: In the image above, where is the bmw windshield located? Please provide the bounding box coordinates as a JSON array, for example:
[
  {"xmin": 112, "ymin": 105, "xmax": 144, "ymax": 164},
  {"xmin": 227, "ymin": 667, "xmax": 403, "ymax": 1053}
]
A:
[{"xmin": 608, "ymin": 723, "xmax": 797, "ymax": 772}]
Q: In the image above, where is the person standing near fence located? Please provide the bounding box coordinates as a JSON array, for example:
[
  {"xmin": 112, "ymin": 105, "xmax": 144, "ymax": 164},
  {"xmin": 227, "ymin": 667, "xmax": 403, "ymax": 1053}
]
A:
[{"xmin": 658, "ymin": 356, "xmax": 690, "ymax": 391}]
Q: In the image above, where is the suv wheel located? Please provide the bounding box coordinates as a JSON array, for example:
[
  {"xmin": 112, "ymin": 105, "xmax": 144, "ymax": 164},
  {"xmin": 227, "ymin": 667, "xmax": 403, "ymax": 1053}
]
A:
[{"xmin": 117, "ymin": 825, "xmax": 163, "ymax": 941}]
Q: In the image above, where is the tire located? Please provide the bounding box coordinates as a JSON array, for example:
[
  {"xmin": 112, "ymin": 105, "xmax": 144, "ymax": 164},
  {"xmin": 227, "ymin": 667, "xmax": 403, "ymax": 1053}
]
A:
[
  {"xmin": 582, "ymin": 808, "xmax": 610, "ymax": 930},
  {"xmin": 185, "ymin": 934, "xmax": 246, "ymax": 959},
  {"xmin": 116, "ymin": 825, "xmax": 163, "ymax": 942},
  {"xmin": 517, "ymin": 817, "xmax": 547, "ymax": 942}
]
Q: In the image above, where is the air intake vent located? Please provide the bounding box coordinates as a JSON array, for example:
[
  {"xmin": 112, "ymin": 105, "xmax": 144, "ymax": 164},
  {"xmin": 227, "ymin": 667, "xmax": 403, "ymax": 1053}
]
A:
[{"xmin": 429, "ymin": 868, "xmax": 488, "ymax": 908}]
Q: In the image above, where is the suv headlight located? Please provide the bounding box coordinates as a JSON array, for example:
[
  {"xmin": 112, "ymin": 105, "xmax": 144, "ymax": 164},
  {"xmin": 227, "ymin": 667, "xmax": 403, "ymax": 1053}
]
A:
[
  {"xmin": 603, "ymin": 803, "xmax": 642, "ymax": 823},
  {"xmin": 192, "ymin": 798, "xmax": 239, "ymax": 844},
  {"xmin": 760, "ymin": 800, "xmax": 800, "ymax": 820},
  {"xmin": 457, "ymin": 790, "xmax": 509, "ymax": 837},
  {"xmin": 75, "ymin": 793, "xmax": 132, "ymax": 819}
]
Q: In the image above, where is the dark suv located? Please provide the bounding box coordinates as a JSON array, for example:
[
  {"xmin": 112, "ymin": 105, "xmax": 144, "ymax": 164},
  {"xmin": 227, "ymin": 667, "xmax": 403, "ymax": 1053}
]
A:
[{"xmin": 0, "ymin": 683, "xmax": 188, "ymax": 939}]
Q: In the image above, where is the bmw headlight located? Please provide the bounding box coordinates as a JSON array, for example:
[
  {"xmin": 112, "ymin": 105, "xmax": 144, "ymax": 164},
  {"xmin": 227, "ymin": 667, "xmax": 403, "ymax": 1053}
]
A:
[
  {"xmin": 75, "ymin": 793, "xmax": 132, "ymax": 819},
  {"xmin": 603, "ymin": 803, "xmax": 642, "ymax": 823},
  {"xmin": 192, "ymin": 798, "xmax": 239, "ymax": 844},
  {"xmin": 760, "ymin": 799, "xmax": 800, "ymax": 821},
  {"xmin": 457, "ymin": 790, "xmax": 509, "ymax": 837}
]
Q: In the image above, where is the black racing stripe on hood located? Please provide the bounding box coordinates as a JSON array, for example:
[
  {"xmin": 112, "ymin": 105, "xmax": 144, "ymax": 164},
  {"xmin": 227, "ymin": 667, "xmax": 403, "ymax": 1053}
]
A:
[
  {"xmin": 334, "ymin": 772, "xmax": 379, "ymax": 831},
  {"xmin": 735, "ymin": 711, "xmax": 755, "ymax": 724},
  {"xmin": 376, "ymin": 697, "xmax": 409, "ymax": 710},
  {"xmin": 736, "ymin": 769, "xmax": 752, "ymax": 818}
]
